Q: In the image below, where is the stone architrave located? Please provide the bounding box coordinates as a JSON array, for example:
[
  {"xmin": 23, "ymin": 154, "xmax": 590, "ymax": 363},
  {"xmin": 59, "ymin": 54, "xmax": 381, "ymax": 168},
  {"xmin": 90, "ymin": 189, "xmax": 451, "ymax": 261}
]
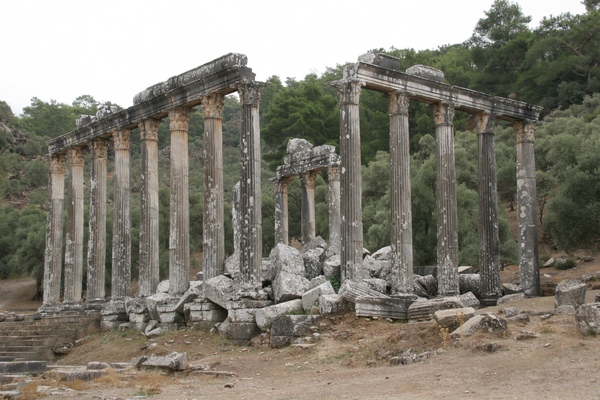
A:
[
  {"xmin": 274, "ymin": 177, "xmax": 290, "ymax": 246},
  {"xmin": 515, "ymin": 120, "xmax": 540, "ymax": 297},
  {"xmin": 477, "ymin": 113, "xmax": 502, "ymax": 305},
  {"xmin": 111, "ymin": 130, "xmax": 131, "ymax": 299},
  {"xmin": 300, "ymin": 171, "xmax": 317, "ymax": 245},
  {"xmin": 138, "ymin": 119, "xmax": 161, "ymax": 297},
  {"xmin": 42, "ymin": 153, "xmax": 66, "ymax": 305},
  {"xmin": 64, "ymin": 146, "xmax": 86, "ymax": 303},
  {"xmin": 389, "ymin": 91, "xmax": 413, "ymax": 294},
  {"xmin": 202, "ymin": 94, "xmax": 225, "ymax": 281},
  {"xmin": 169, "ymin": 106, "xmax": 191, "ymax": 296},
  {"xmin": 335, "ymin": 78, "xmax": 364, "ymax": 283},
  {"xmin": 434, "ymin": 102, "xmax": 459, "ymax": 297},
  {"xmin": 86, "ymin": 138, "xmax": 109, "ymax": 301},
  {"xmin": 238, "ymin": 80, "xmax": 264, "ymax": 289},
  {"xmin": 327, "ymin": 166, "xmax": 341, "ymax": 254}
]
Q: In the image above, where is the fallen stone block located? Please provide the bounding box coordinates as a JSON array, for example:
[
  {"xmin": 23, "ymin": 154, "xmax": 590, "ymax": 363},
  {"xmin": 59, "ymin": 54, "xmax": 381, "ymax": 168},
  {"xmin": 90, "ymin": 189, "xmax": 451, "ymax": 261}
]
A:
[
  {"xmin": 555, "ymin": 279, "xmax": 586, "ymax": 309},
  {"xmin": 156, "ymin": 280, "xmax": 169, "ymax": 293},
  {"xmin": 338, "ymin": 280, "xmax": 389, "ymax": 304},
  {"xmin": 47, "ymin": 369, "xmax": 105, "ymax": 381},
  {"xmin": 218, "ymin": 318, "xmax": 261, "ymax": 342},
  {"xmin": 273, "ymin": 271, "xmax": 309, "ymax": 303},
  {"xmin": 255, "ymin": 299, "xmax": 304, "ymax": 331},
  {"xmin": 142, "ymin": 352, "xmax": 188, "ymax": 371},
  {"xmin": 502, "ymin": 283, "xmax": 523, "ymax": 295},
  {"xmin": 0, "ymin": 361, "xmax": 47, "ymax": 374},
  {"xmin": 301, "ymin": 236, "xmax": 328, "ymax": 253},
  {"xmin": 450, "ymin": 313, "xmax": 507, "ymax": 338},
  {"xmin": 323, "ymin": 255, "xmax": 341, "ymax": 281},
  {"xmin": 372, "ymin": 246, "xmax": 392, "ymax": 261},
  {"xmin": 575, "ymin": 302, "xmax": 600, "ymax": 336},
  {"xmin": 303, "ymin": 248, "xmax": 325, "ymax": 280},
  {"xmin": 86, "ymin": 362, "xmax": 110, "ymax": 370},
  {"xmin": 459, "ymin": 274, "xmax": 480, "ymax": 297},
  {"xmin": 271, "ymin": 315, "xmax": 321, "ymax": 337},
  {"xmin": 174, "ymin": 281, "xmax": 203, "ymax": 313},
  {"xmin": 302, "ymin": 281, "xmax": 335, "ymax": 313},
  {"xmin": 414, "ymin": 275, "xmax": 437, "ymax": 298},
  {"xmin": 319, "ymin": 294, "xmax": 348, "ymax": 315},
  {"xmin": 204, "ymin": 275, "xmax": 239, "ymax": 309},
  {"xmin": 309, "ymin": 275, "xmax": 328, "ymax": 289},
  {"xmin": 146, "ymin": 292, "xmax": 171, "ymax": 321},
  {"xmin": 459, "ymin": 292, "xmax": 480, "ymax": 308},
  {"xmin": 363, "ymin": 278, "xmax": 387, "ymax": 294},
  {"xmin": 408, "ymin": 297, "xmax": 464, "ymax": 321},
  {"xmin": 497, "ymin": 293, "xmax": 525, "ymax": 305},
  {"xmin": 555, "ymin": 305, "xmax": 576, "ymax": 316},
  {"xmin": 356, "ymin": 294, "xmax": 417, "ymax": 320},
  {"xmin": 433, "ymin": 307, "xmax": 475, "ymax": 331},
  {"xmin": 269, "ymin": 243, "xmax": 305, "ymax": 275},
  {"xmin": 458, "ymin": 266, "xmax": 474, "ymax": 274}
]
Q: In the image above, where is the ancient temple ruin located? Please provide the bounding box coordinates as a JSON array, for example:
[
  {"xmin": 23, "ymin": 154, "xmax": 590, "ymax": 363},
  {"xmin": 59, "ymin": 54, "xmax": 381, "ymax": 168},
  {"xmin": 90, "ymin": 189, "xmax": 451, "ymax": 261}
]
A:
[{"xmin": 40, "ymin": 52, "xmax": 543, "ymax": 343}]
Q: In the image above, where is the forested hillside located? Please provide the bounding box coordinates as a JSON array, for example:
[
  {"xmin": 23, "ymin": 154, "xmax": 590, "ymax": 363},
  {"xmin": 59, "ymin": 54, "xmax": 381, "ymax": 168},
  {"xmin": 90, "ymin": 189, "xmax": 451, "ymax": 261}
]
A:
[{"xmin": 1, "ymin": 0, "xmax": 599, "ymax": 296}]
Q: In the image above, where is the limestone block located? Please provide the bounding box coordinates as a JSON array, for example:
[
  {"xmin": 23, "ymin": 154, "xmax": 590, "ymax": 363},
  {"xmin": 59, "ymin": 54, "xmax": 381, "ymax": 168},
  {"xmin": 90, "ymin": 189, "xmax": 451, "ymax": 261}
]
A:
[
  {"xmin": 363, "ymin": 278, "xmax": 387, "ymax": 294},
  {"xmin": 414, "ymin": 275, "xmax": 437, "ymax": 298},
  {"xmin": 433, "ymin": 307, "xmax": 475, "ymax": 331},
  {"xmin": 459, "ymin": 292, "xmax": 480, "ymax": 308},
  {"xmin": 76, "ymin": 114, "xmax": 95, "ymax": 128},
  {"xmin": 203, "ymin": 275, "xmax": 238, "ymax": 309},
  {"xmin": 543, "ymin": 257, "xmax": 556, "ymax": 268},
  {"xmin": 372, "ymin": 246, "xmax": 392, "ymax": 261},
  {"xmin": 270, "ymin": 315, "xmax": 321, "ymax": 337},
  {"xmin": 0, "ymin": 361, "xmax": 47, "ymax": 374},
  {"xmin": 125, "ymin": 297, "xmax": 147, "ymax": 315},
  {"xmin": 262, "ymin": 257, "xmax": 275, "ymax": 282},
  {"xmin": 146, "ymin": 292, "xmax": 171, "ymax": 321},
  {"xmin": 458, "ymin": 266, "xmax": 474, "ymax": 274},
  {"xmin": 357, "ymin": 52, "xmax": 402, "ymax": 71},
  {"xmin": 363, "ymin": 255, "xmax": 385, "ymax": 279},
  {"xmin": 407, "ymin": 297, "xmax": 463, "ymax": 321},
  {"xmin": 355, "ymin": 294, "xmax": 417, "ymax": 320},
  {"xmin": 301, "ymin": 236, "xmax": 328, "ymax": 253},
  {"xmin": 497, "ymin": 293, "xmax": 525, "ymax": 305},
  {"xmin": 87, "ymin": 362, "xmax": 110, "ymax": 370},
  {"xmin": 273, "ymin": 271, "xmax": 310, "ymax": 303},
  {"xmin": 101, "ymin": 300, "xmax": 126, "ymax": 316},
  {"xmin": 224, "ymin": 252, "xmax": 240, "ymax": 280},
  {"xmin": 555, "ymin": 305, "xmax": 576, "ymax": 316},
  {"xmin": 555, "ymin": 279, "xmax": 587, "ymax": 309},
  {"xmin": 228, "ymin": 308, "xmax": 258, "ymax": 323},
  {"xmin": 286, "ymin": 138, "xmax": 313, "ymax": 154},
  {"xmin": 450, "ymin": 313, "xmax": 507, "ymax": 338},
  {"xmin": 575, "ymin": 302, "xmax": 600, "ymax": 336},
  {"xmin": 303, "ymin": 248, "xmax": 324, "ymax": 280},
  {"xmin": 174, "ymin": 283, "xmax": 203, "ymax": 313},
  {"xmin": 338, "ymin": 280, "xmax": 389, "ymax": 304},
  {"xmin": 269, "ymin": 244, "xmax": 305, "ymax": 276},
  {"xmin": 309, "ymin": 276, "xmax": 328, "ymax": 289},
  {"xmin": 129, "ymin": 312, "xmax": 149, "ymax": 324},
  {"xmin": 142, "ymin": 352, "xmax": 188, "ymax": 371},
  {"xmin": 302, "ymin": 281, "xmax": 335, "ymax": 312},
  {"xmin": 255, "ymin": 299, "xmax": 303, "ymax": 331},
  {"xmin": 405, "ymin": 64, "xmax": 445, "ymax": 82},
  {"xmin": 323, "ymin": 255, "xmax": 341, "ymax": 280},
  {"xmin": 218, "ymin": 317, "xmax": 261, "ymax": 341},
  {"xmin": 503, "ymin": 283, "xmax": 523, "ymax": 295},
  {"xmin": 156, "ymin": 280, "xmax": 169, "ymax": 293},
  {"xmin": 319, "ymin": 294, "xmax": 348, "ymax": 315},
  {"xmin": 157, "ymin": 303, "xmax": 184, "ymax": 324},
  {"xmin": 459, "ymin": 274, "xmax": 480, "ymax": 297}
]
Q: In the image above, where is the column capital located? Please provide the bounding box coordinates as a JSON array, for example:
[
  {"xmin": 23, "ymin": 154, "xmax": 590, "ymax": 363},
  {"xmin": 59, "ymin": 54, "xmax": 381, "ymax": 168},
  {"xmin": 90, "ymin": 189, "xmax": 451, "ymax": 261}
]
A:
[
  {"xmin": 89, "ymin": 138, "xmax": 109, "ymax": 159},
  {"xmin": 67, "ymin": 146, "xmax": 86, "ymax": 167},
  {"xmin": 433, "ymin": 102, "xmax": 455, "ymax": 126},
  {"xmin": 138, "ymin": 118, "xmax": 161, "ymax": 141},
  {"xmin": 238, "ymin": 80, "xmax": 264, "ymax": 107},
  {"xmin": 49, "ymin": 153, "xmax": 66, "ymax": 174},
  {"xmin": 515, "ymin": 120, "xmax": 536, "ymax": 144},
  {"xmin": 169, "ymin": 106, "xmax": 190, "ymax": 132},
  {"xmin": 389, "ymin": 91, "xmax": 410, "ymax": 115},
  {"xmin": 113, "ymin": 129, "xmax": 131, "ymax": 151},
  {"xmin": 328, "ymin": 165, "xmax": 341, "ymax": 181},
  {"xmin": 300, "ymin": 170, "xmax": 317, "ymax": 189},
  {"xmin": 202, "ymin": 93, "xmax": 225, "ymax": 119},
  {"xmin": 333, "ymin": 78, "xmax": 364, "ymax": 105},
  {"xmin": 476, "ymin": 112, "xmax": 496, "ymax": 135}
]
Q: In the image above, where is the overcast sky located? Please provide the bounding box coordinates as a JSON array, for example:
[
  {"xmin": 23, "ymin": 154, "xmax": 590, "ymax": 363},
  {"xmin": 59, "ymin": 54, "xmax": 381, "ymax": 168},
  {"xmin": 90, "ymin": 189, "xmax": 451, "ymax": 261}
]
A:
[{"xmin": 1, "ymin": 0, "xmax": 586, "ymax": 116}]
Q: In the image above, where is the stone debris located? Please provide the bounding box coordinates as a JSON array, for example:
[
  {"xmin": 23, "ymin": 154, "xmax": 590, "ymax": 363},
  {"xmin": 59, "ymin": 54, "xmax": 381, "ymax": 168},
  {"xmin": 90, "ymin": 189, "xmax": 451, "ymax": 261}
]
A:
[
  {"xmin": 433, "ymin": 307, "xmax": 475, "ymax": 331},
  {"xmin": 323, "ymin": 255, "xmax": 341, "ymax": 281},
  {"xmin": 543, "ymin": 258, "xmax": 556, "ymax": 268},
  {"xmin": 555, "ymin": 279, "xmax": 586, "ymax": 309},
  {"xmin": 458, "ymin": 266, "xmax": 474, "ymax": 274},
  {"xmin": 414, "ymin": 275, "xmax": 437, "ymax": 298},
  {"xmin": 502, "ymin": 283, "xmax": 523, "ymax": 295},
  {"xmin": 458, "ymin": 274, "xmax": 480, "ymax": 297},
  {"xmin": 255, "ymin": 299, "xmax": 304, "ymax": 331},
  {"xmin": 356, "ymin": 295, "xmax": 417, "ymax": 321},
  {"xmin": 319, "ymin": 294, "xmax": 348, "ymax": 315},
  {"xmin": 497, "ymin": 293, "xmax": 525, "ymax": 304},
  {"xmin": 141, "ymin": 352, "xmax": 188, "ymax": 371},
  {"xmin": 450, "ymin": 313, "xmax": 507, "ymax": 338},
  {"xmin": 203, "ymin": 275, "xmax": 239, "ymax": 309},
  {"xmin": 408, "ymin": 297, "xmax": 464, "ymax": 321},
  {"xmin": 516, "ymin": 331, "xmax": 539, "ymax": 340},
  {"xmin": 86, "ymin": 362, "xmax": 110, "ymax": 370},
  {"xmin": 0, "ymin": 361, "xmax": 47, "ymax": 375},
  {"xmin": 575, "ymin": 302, "xmax": 600, "ymax": 336},
  {"xmin": 302, "ymin": 281, "xmax": 336, "ymax": 313},
  {"xmin": 338, "ymin": 280, "xmax": 389, "ymax": 304}
]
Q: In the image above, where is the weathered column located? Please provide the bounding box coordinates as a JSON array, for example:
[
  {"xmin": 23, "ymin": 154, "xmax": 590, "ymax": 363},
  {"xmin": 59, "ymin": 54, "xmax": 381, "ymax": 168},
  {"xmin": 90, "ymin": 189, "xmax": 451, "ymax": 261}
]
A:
[
  {"xmin": 63, "ymin": 146, "xmax": 86, "ymax": 303},
  {"xmin": 477, "ymin": 113, "xmax": 502, "ymax": 305},
  {"xmin": 274, "ymin": 177, "xmax": 290, "ymax": 246},
  {"xmin": 515, "ymin": 120, "xmax": 540, "ymax": 297},
  {"xmin": 389, "ymin": 91, "xmax": 413, "ymax": 294},
  {"xmin": 327, "ymin": 166, "xmax": 341, "ymax": 254},
  {"xmin": 202, "ymin": 94, "xmax": 225, "ymax": 281},
  {"xmin": 232, "ymin": 181, "xmax": 241, "ymax": 254},
  {"xmin": 42, "ymin": 153, "xmax": 66, "ymax": 305},
  {"xmin": 168, "ymin": 107, "xmax": 191, "ymax": 296},
  {"xmin": 335, "ymin": 78, "xmax": 364, "ymax": 283},
  {"xmin": 238, "ymin": 80, "xmax": 263, "ymax": 289},
  {"xmin": 86, "ymin": 138, "xmax": 109, "ymax": 301},
  {"xmin": 138, "ymin": 119, "xmax": 161, "ymax": 297},
  {"xmin": 434, "ymin": 102, "xmax": 459, "ymax": 296},
  {"xmin": 111, "ymin": 130, "xmax": 131, "ymax": 299},
  {"xmin": 300, "ymin": 171, "xmax": 317, "ymax": 245}
]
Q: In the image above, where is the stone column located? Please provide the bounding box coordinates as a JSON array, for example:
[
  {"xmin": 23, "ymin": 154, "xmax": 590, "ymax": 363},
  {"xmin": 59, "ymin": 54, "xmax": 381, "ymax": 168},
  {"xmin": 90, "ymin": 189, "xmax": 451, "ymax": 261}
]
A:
[
  {"xmin": 232, "ymin": 181, "xmax": 241, "ymax": 254},
  {"xmin": 202, "ymin": 94, "xmax": 225, "ymax": 281},
  {"xmin": 434, "ymin": 102, "xmax": 459, "ymax": 297},
  {"xmin": 42, "ymin": 153, "xmax": 66, "ymax": 305},
  {"xmin": 515, "ymin": 120, "xmax": 540, "ymax": 297},
  {"xmin": 238, "ymin": 80, "xmax": 263, "ymax": 289},
  {"xmin": 138, "ymin": 119, "xmax": 161, "ymax": 297},
  {"xmin": 327, "ymin": 166, "xmax": 341, "ymax": 254},
  {"xmin": 86, "ymin": 138, "xmax": 109, "ymax": 301},
  {"xmin": 300, "ymin": 171, "xmax": 317, "ymax": 245},
  {"xmin": 168, "ymin": 107, "xmax": 191, "ymax": 296},
  {"xmin": 111, "ymin": 130, "xmax": 131, "ymax": 299},
  {"xmin": 389, "ymin": 91, "xmax": 413, "ymax": 294},
  {"xmin": 477, "ymin": 113, "xmax": 502, "ymax": 305},
  {"xmin": 335, "ymin": 79, "xmax": 364, "ymax": 283},
  {"xmin": 64, "ymin": 146, "xmax": 86, "ymax": 303},
  {"xmin": 274, "ymin": 177, "xmax": 290, "ymax": 246}
]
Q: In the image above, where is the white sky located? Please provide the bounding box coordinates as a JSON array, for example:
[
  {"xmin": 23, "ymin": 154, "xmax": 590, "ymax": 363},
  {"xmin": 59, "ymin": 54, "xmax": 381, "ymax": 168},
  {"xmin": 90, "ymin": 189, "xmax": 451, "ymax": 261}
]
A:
[{"xmin": 1, "ymin": 0, "xmax": 586, "ymax": 116}]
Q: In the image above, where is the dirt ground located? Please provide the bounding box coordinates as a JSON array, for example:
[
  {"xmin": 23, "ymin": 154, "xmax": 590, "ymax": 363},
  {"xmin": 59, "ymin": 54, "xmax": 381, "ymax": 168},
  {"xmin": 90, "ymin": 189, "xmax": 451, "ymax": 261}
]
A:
[{"xmin": 1, "ymin": 257, "xmax": 599, "ymax": 400}]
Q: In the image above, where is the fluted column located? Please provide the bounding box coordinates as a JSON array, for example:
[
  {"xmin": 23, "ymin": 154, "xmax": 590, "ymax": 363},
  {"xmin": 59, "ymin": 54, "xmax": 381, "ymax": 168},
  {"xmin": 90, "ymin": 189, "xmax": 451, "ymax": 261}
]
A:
[
  {"xmin": 86, "ymin": 138, "xmax": 109, "ymax": 301},
  {"xmin": 274, "ymin": 177, "xmax": 290, "ymax": 245},
  {"xmin": 300, "ymin": 171, "xmax": 317, "ymax": 245},
  {"xmin": 202, "ymin": 94, "xmax": 225, "ymax": 281},
  {"xmin": 335, "ymin": 79, "xmax": 364, "ymax": 283},
  {"xmin": 138, "ymin": 119, "xmax": 161, "ymax": 297},
  {"xmin": 168, "ymin": 107, "xmax": 191, "ymax": 296},
  {"xmin": 64, "ymin": 146, "xmax": 86, "ymax": 303},
  {"xmin": 42, "ymin": 153, "xmax": 66, "ymax": 305},
  {"xmin": 327, "ymin": 166, "xmax": 341, "ymax": 254},
  {"xmin": 477, "ymin": 113, "xmax": 502, "ymax": 305},
  {"xmin": 238, "ymin": 81, "xmax": 264, "ymax": 289},
  {"xmin": 389, "ymin": 91, "xmax": 413, "ymax": 294},
  {"xmin": 111, "ymin": 130, "xmax": 131, "ymax": 299},
  {"xmin": 515, "ymin": 120, "xmax": 540, "ymax": 297},
  {"xmin": 434, "ymin": 102, "xmax": 459, "ymax": 296}
]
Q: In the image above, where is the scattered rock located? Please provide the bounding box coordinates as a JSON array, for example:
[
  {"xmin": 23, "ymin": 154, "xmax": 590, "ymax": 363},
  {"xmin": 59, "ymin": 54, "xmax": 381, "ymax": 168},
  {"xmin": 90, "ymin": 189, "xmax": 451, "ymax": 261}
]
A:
[
  {"xmin": 575, "ymin": 302, "xmax": 600, "ymax": 336},
  {"xmin": 555, "ymin": 279, "xmax": 586, "ymax": 309},
  {"xmin": 433, "ymin": 307, "xmax": 475, "ymax": 331},
  {"xmin": 516, "ymin": 331, "xmax": 539, "ymax": 340}
]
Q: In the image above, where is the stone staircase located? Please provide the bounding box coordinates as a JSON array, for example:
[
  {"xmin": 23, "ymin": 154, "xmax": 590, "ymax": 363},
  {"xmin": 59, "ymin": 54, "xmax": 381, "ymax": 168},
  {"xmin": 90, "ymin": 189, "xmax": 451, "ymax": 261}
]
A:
[{"xmin": 0, "ymin": 311, "xmax": 101, "ymax": 361}]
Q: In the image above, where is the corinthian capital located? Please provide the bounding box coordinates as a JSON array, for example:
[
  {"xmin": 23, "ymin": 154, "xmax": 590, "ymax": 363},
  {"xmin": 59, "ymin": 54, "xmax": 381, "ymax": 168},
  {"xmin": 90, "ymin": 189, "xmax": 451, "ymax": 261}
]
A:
[
  {"xmin": 169, "ymin": 106, "xmax": 190, "ymax": 132},
  {"xmin": 389, "ymin": 91, "xmax": 410, "ymax": 115},
  {"xmin": 333, "ymin": 78, "xmax": 363, "ymax": 105},
  {"xmin": 139, "ymin": 118, "xmax": 161, "ymax": 142},
  {"xmin": 238, "ymin": 80, "xmax": 264, "ymax": 107},
  {"xmin": 113, "ymin": 129, "xmax": 131, "ymax": 151},
  {"xmin": 89, "ymin": 138, "xmax": 109, "ymax": 159},
  {"xmin": 67, "ymin": 146, "xmax": 87, "ymax": 167},
  {"xmin": 202, "ymin": 93, "xmax": 224, "ymax": 119},
  {"xmin": 515, "ymin": 120, "xmax": 536, "ymax": 143},
  {"xmin": 433, "ymin": 102, "xmax": 455, "ymax": 126},
  {"xmin": 49, "ymin": 153, "xmax": 66, "ymax": 174}
]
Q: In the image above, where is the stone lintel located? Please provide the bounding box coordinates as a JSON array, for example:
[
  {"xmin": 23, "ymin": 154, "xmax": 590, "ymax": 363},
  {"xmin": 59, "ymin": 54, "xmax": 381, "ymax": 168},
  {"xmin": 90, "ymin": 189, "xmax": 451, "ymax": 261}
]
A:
[{"xmin": 276, "ymin": 152, "xmax": 341, "ymax": 180}]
